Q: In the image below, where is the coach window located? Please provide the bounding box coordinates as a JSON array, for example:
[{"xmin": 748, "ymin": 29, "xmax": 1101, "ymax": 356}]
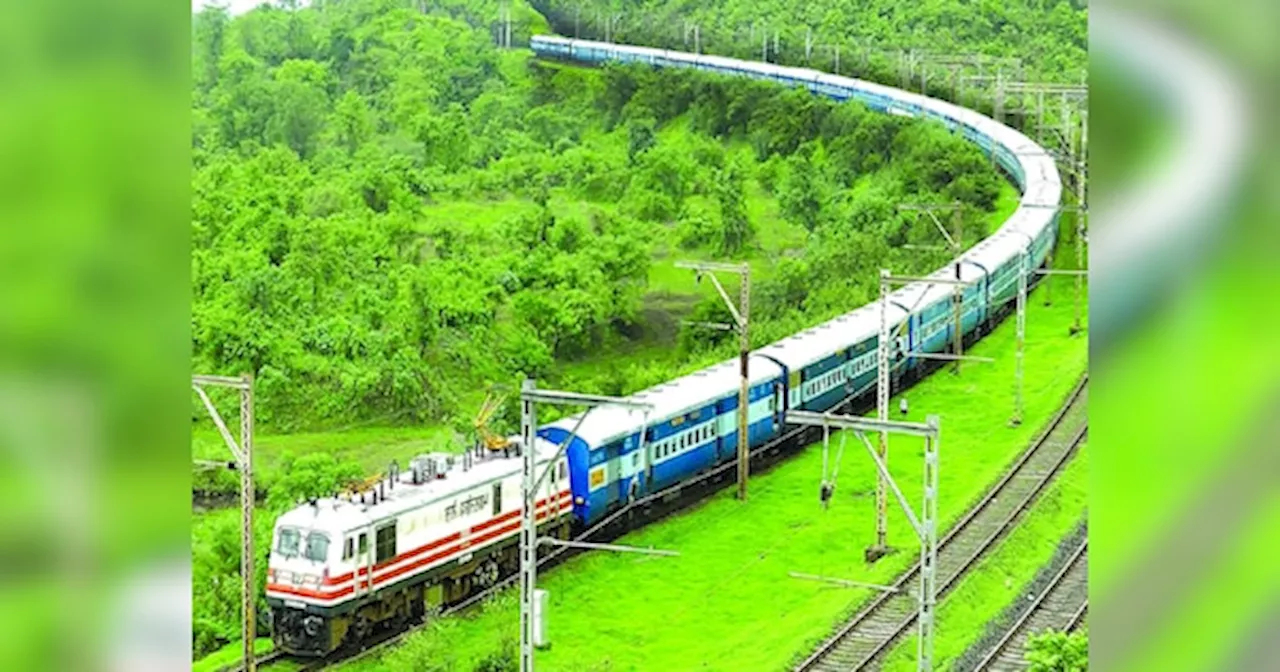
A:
[
  {"xmin": 492, "ymin": 482, "xmax": 502, "ymax": 516},
  {"xmin": 304, "ymin": 532, "xmax": 330, "ymax": 563},
  {"xmin": 375, "ymin": 524, "xmax": 397, "ymax": 564}
]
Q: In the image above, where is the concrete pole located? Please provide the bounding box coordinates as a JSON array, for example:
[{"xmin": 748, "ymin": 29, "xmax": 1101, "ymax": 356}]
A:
[
  {"xmin": 737, "ymin": 269, "xmax": 751, "ymax": 501},
  {"xmin": 1037, "ymin": 89, "xmax": 1046, "ymax": 146},
  {"xmin": 873, "ymin": 270, "xmax": 890, "ymax": 557},
  {"xmin": 240, "ymin": 375, "xmax": 255, "ymax": 672},
  {"xmin": 992, "ymin": 72, "xmax": 1004, "ymax": 170},
  {"xmin": 1013, "ymin": 244, "xmax": 1028, "ymax": 426},
  {"xmin": 952, "ymin": 262, "xmax": 963, "ymax": 376},
  {"xmin": 917, "ymin": 416, "xmax": 940, "ymax": 671},
  {"xmin": 952, "ymin": 207, "xmax": 964, "ymax": 375},
  {"xmin": 519, "ymin": 379, "xmax": 537, "ymax": 672},
  {"xmin": 1073, "ymin": 110, "xmax": 1087, "ymax": 335}
]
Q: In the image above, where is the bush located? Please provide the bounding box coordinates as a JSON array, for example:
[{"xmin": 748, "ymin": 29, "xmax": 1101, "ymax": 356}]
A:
[
  {"xmin": 265, "ymin": 452, "xmax": 364, "ymax": 512},
  {"xmin": 1026, "ymin": 631, "xmax": 1088, "ymax": 671}
]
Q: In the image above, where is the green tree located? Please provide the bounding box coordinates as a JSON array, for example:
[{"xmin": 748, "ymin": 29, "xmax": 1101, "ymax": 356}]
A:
[
  {"xmin": 779, "ymin": 152, "xmax": 826, "ymax": 232},
  {"xmin": 268, "ymin": 58, "xmax": 330, "ymax": 158},
  {"xmin": 267, "ymin": 452, "xmax": 364, "ymax": 510},
  {"xmin": 333, "ymin": 89, "xmax": 372, "ymax": 155},
  {"xmin": 714, "ymin": 157, "xmax": 752, "ymax": 255},
  {"xmin": 627, "ymin": 116, "xmax": 657, "ymax": 164},
  {"xmin": 193, "ymin": 4, "xmax": 230, "ymax": 94}
]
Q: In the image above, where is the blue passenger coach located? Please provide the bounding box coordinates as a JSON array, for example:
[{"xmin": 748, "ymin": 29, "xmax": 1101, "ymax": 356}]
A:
[{"xmin": 529, "ymin": 34, "xmax": 1062, "ymax": 529}]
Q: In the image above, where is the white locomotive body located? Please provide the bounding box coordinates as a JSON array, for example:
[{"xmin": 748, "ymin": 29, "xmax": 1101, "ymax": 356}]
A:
[{"xmin": 265, "ymin": 441, "xmax": 571, "ymax": 655}]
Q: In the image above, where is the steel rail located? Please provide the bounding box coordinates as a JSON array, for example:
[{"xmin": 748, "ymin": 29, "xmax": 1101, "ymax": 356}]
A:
[
  {"xmin": 971, "ymin": 538, "xmax": 1088, "ymax": 671},
  {"xmin": 1067, "ymin": 602, "xmax": 1088, "ymax": 632},
  {"xmin": 794, "ymin": 375, "xmax": 1087, "ymax": 671}
]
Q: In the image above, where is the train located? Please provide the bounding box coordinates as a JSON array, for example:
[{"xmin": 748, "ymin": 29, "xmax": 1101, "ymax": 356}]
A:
[{"xmin": 264, "ymin": 34, "xmax": 1062, "ymax": 656}]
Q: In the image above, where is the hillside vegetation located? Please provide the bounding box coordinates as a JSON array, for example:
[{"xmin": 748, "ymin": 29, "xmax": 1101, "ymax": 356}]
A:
[
  {"xmin": 535, "ymin": 0, "xmax": 1086, "ymax": 83},
  {"xmin": 190, "ymin": 0, "xmax": 1021, "ymax": 658},
  {"xmin": 192, "ymin": 0, "xmax": 1008, "ymax": 435}
]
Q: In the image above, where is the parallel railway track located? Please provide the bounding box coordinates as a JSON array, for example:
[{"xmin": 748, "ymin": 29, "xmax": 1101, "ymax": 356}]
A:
[
  {"xmin": 971, "ymin": 537, "xmax": 1088, "ymax": 671},
  {"xmin": 232, "ymin": 375, "xmax": 1086, "ymax": 672},
  {"xmin": 794, "ymin": 375, "xmax": 1087, "ymax": 672}
]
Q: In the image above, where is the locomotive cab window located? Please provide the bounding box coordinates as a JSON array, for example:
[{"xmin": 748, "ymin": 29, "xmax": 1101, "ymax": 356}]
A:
[
  {"xmin": 357, "ymin": 532, "xmax": 368, "ymax": 556},
  {"xmin": 304, "ymin": 532, "xmax": 330, "ymax": 562},
  {"xmin": 559, "ymin": 462, "xmax": 568, "ymax": 481},
  {"xmin": 343, "ymin": 537, "xmax": 354, "ymax": 561},
  {"xmin": 492, "ymin": 481, "xmax": 502, "ymax": 516},
  {"xmin": 375, "ymin": 524, "xmax": 397, "ymax": 564},
  {"xmin": 276, "ymin": 527, "xmax": 300, "ymax": 558}
]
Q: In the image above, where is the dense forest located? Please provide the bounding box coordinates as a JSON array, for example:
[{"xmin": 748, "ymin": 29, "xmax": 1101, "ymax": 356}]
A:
[
  {"xmin": 191, "ymin": 0, "xmax": 1006, "ymax": 436},
  {"xmin": 190, "ymin": 0, "xmax": 1011, "ymax": 654},
  {"xmin": 535, "ymin": 0, "xmax": 1087, "ymax": 82},
  {"xmin": 533, "ymin": 0, "xmax": 1088, "ymax": 163}
]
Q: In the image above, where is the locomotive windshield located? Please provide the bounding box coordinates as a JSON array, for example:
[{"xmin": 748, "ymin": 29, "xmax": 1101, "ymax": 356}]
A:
[
  {"xmin": 304, "ymin": 532, "xmax": 330, "ymax": 562},
  {"xmin": 276, "ymin": 527, "xmax": 300, "ymax": 558}
]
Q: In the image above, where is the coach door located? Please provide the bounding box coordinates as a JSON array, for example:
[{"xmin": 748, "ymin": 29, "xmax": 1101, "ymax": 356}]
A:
[
  {"xmin": 353, "ymin": 527, "xmax": 372, "ymax": 598},
  {"xmin": 771, "ymin": 382, "xmax": 785, "ymax": 432}
]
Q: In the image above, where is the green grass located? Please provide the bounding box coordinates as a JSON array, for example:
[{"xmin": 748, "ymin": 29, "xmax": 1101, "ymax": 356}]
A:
[
  {"xmin": 334, "ymin": 270, "xmax": 1087, "ymax": 672},
  {"xmin": 192, "ymin": 638, "xmax": 274, "ymax": 672},
  {"xmin": 879, "ymin": 444, "xmax": 1089, "ymax": 671}
]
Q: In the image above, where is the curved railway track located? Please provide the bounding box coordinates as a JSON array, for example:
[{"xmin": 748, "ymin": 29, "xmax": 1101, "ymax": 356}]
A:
[
  {"xmin": 794, "ymin": 375, "xmax": 1087, "ymax": 672},
  {"xmin": 971, "ymin": 537, "xmax": 1088, "ymax": 671}
]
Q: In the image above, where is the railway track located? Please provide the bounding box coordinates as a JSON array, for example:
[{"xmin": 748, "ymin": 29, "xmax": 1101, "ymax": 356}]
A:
[
  {"xmin": 225, "ymin": 373, "xmax": 903, "ymax": 672},
  {"xmin": 234, "ymin": 375, "xmax": 1085, "ymax": 672},
  {"xmin": 971, "ymin": 537, "xmax": 1088, "ymax": 671},
  {"xmin": 794, "ymin": 375, "xmax": 1088, "ymax": 672},
  {"xmin": 229, "ymin": 376, "xmax": 1084, "ymax": 672}
]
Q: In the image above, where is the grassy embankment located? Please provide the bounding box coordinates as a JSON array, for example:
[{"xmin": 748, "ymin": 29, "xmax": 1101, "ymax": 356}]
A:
[
  {"xmin": 333, "ymin": 254, "xmax": 1087, "ymax": 672},
  {"xmin": 879, "ymin": 444, "xmax": 1088, "ymax": 671}
]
